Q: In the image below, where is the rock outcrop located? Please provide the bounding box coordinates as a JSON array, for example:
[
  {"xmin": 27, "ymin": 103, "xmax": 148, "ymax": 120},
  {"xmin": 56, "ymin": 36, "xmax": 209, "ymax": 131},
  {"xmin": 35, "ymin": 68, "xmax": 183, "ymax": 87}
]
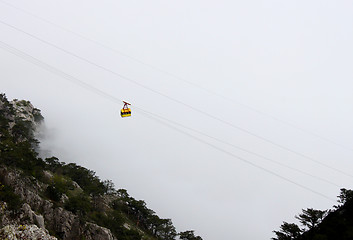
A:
[
  {"xmin": 0, "ymin": 166, "xmax": 116, "ymax": 240},
  {"xmin": 11, "ymin": 99, "xmax": 43, "ymax": 126},
  {"xmin": 0, "ymin": 224, "xmax": 57, "ymax": 240}
]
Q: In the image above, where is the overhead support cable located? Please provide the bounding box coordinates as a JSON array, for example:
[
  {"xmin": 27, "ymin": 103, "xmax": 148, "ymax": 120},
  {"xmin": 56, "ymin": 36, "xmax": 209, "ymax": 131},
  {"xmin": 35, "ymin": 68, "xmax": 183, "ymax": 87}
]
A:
[
  {"xmin": 136, "ymin": 110, "xmax": 336, "ymax": 202},
  {"xmin": 1, "ymin": 0, "xmax": 352, "ymax": 154},
  {"xmin": 133, "ymin": 107, "xmax": 341, "ymax": 188},
  {"xmin": 0, "ymin": 40, "xmax": 336, "ymax": 202},
  {"xmin": 0, "ymin": 19, "xmax": 351, "ymax": 179},
  {"xmin": 0, "ymin": 40, "xmax": 120, "ymax": 104}
]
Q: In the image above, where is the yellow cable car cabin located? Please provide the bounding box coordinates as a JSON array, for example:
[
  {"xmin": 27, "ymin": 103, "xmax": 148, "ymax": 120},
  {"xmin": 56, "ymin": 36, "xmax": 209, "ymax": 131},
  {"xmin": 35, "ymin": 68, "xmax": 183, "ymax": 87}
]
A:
[
  {"xmin": 121, "ymin": 101, "xmax": 131, "ymax": 118},
  {"xmin": 121, "ymin": 108, "xmax": 131, "ymax": 117}
]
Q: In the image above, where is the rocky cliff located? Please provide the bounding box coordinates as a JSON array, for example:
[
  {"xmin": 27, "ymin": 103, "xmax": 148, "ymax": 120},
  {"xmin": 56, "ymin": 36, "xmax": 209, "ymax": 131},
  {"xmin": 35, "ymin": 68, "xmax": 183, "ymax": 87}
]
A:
[
  {"xmin": 0, "ymin": 95, "xmax": 118, "ymax": 239},
  {"xmin": 0, "ymin": 165, "xmax": 116, "ymax": 240},
  {"xmin": 0, "ymin": 94, "xmax": 199, "ymax": 240}
]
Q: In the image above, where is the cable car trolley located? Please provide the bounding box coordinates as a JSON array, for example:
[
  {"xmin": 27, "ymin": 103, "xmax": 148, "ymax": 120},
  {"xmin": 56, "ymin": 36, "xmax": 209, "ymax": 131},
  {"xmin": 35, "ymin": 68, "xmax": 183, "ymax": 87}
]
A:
[{"xmin": 121, "ymin": 101, "xmax": 131, "ymax": 118}]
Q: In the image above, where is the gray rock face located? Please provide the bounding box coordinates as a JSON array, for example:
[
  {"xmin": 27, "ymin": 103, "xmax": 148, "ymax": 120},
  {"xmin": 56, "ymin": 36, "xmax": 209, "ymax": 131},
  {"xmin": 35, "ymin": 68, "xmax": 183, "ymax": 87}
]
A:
[
  {"xmin": 11, "ymin": 99, "xmax": 40, "ymax": 125},
  {"xmin": 0, "ymin": 224, "xmax": 57, "ymax": 240},
  {"xmin": 83, "ymin": 222, "xmax": 116, "ymax": 240},
  {"xmin": 21, "ymin": 203, "xmax": 45, "ymax": 229},
  {"xmin": 0, "ymin": 166, "xmax": 116, "ymax": 240}
]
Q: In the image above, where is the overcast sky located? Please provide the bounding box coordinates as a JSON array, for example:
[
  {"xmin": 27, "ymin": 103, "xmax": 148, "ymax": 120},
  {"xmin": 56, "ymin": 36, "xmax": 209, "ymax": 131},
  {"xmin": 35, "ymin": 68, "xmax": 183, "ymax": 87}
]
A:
[{"xmin": 1, "ymin": 0, "xmax": 353, "ymax": 239}]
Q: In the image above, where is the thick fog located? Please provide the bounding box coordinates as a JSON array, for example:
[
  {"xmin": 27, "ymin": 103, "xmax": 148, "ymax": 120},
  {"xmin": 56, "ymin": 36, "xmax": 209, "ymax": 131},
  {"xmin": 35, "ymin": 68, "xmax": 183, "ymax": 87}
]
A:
[{"xmin": 1, "ymin": 0, "xmax": 353, "ymax": 239}]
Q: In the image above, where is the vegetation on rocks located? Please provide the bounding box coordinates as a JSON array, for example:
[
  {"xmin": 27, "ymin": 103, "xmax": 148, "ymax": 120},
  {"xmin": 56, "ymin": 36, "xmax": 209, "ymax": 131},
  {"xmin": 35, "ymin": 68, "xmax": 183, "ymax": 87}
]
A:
[
  {"xmin": 272, "ymin": 188, "xmax": 353, "ymax": 240},
  {"xmin": 0, "ymin": 93, "xmax": 202, "ymax": 240},
  {"xmin": 0, "ymin": 224, "xmax": 57, "ymax": 240}
]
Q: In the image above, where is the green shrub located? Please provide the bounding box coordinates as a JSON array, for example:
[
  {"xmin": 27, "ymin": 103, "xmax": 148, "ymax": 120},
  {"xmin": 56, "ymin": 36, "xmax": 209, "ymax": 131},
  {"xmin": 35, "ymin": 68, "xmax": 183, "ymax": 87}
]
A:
[
  {"xmin": 45, "ymin": 185, "xmax": 62, "ymax": 202},
  {"xmin": 0, "ymin": 182, "xmax": 22, "ymax": 211},
  {"xmin": 65, "ymin": 193, "xmax": 92, "ymax": 215}
]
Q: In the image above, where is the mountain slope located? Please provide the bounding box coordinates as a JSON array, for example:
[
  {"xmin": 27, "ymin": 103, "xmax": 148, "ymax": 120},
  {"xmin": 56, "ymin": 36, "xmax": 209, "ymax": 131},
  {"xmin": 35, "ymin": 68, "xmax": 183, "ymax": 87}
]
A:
[
  {"xmin": 0, "ymin": 93, "xmax": 202, "ymax": 240},
  {"xmin": 272, "ymin": 188, "xmax": 353, "ymax": 240}
]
